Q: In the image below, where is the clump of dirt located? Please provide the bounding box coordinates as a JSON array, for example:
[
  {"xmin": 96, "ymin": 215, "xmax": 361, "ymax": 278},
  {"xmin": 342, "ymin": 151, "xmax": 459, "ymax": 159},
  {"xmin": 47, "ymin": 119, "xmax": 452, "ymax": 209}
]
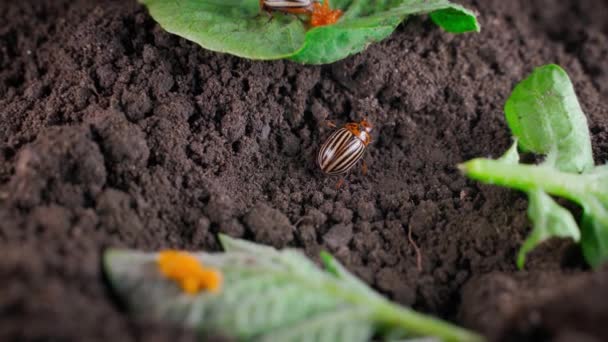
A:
[
  {"xmin": 496, "ymin": 265, "xmax": 608, "ymax": 342},
  {"xmin": 1, "ymin": 0, "xmax": 608, "ymax": 340}
]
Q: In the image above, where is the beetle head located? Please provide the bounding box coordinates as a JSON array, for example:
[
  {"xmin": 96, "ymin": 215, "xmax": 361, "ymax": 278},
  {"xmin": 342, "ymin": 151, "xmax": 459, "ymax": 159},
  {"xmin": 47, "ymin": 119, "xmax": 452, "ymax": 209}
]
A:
[{"xmin": 360, "ymin": 119, "xmax": 373, "ymax": 133}]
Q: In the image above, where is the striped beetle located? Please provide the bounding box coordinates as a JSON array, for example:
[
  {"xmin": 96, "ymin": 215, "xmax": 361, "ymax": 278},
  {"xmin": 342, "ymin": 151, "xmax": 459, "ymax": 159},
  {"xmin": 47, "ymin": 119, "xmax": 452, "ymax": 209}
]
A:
[
  {"xmin": 317, "ymin": 120, "xmax": 372, "ymax": 179},
  {"xmin": 260, "ymin": 0, "xmax": 314, "ymax": 15}
]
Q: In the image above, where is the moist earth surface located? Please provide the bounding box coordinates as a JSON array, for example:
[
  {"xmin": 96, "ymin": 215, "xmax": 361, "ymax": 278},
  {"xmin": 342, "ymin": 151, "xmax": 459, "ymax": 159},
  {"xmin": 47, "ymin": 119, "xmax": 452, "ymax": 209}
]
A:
[{"xmin": 1, "ymin": 0, "xmax": 608, "ymax": 341}]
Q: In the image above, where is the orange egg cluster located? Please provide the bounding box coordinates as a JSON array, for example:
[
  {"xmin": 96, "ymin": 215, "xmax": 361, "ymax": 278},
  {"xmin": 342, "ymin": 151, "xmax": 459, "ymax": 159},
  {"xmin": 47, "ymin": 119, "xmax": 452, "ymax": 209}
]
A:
[
  {"xmin": 310, "ymin": 0, "xmax": 343, "ymax": 27},
  {"xmin": 157, "ymin": 250, "xmax": 222, "ymax": 294}
]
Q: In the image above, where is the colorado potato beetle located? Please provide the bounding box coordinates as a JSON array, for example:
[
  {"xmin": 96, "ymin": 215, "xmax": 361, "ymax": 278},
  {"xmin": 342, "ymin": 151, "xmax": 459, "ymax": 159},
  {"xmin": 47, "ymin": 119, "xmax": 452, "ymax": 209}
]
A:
[{"xmin": 317, "ymin": 119, "xmax": 372, "ymax": 176}]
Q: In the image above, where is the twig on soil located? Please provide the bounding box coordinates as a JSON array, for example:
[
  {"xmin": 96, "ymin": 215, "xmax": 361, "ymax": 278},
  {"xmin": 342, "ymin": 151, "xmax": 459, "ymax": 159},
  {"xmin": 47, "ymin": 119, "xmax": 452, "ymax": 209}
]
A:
[
  {"xmin": 294, "ymin": 216, "xmax": 312, "ymax": 227},
  {"xmin": 408, "ymin": 225, "xmax": 423, "ymax": 272}
]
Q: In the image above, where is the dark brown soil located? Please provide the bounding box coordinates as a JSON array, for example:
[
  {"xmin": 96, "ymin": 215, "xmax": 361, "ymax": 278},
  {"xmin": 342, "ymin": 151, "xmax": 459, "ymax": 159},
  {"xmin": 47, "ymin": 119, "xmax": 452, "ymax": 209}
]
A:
[{"xmin": 1, "ymin": 0, "xmax": 607, "ymax": 341}]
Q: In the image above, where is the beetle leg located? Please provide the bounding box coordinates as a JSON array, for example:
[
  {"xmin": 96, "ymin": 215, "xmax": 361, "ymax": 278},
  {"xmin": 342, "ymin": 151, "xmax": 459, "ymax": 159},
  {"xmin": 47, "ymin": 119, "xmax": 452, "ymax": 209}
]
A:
[
  {"xmin": 264, "ymin": 11, "xmax": 274, "ymax": 23},
  {"xmin": 335, "ymin": 178, "xmax": 345, "ymax": 189},
  {"xmin": 283, "ymin": 7, "xmax": 313, "ymax": 15},
  {"xmin": 361, "ymin": 160, "xmax": 368, "ymax": 175},
  {"xmin": 324, "ymin": 120, "xmax": 337, "ymax": 128},
  {"xmin": 259, "ymin": 0, "xmax": 274, "ymax": 21}
]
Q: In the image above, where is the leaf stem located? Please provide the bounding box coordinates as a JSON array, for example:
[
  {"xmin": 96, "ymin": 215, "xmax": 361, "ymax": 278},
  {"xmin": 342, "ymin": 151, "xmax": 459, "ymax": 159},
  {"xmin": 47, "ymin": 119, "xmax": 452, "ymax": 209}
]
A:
[
  {"xmin": 373, "ymin": 300, "xmax": 485, "ymax": 342},
  {"xmin": 316, "ymin": 267, "xmax": 483, "ymax": 341},
  {"xmin": 459, "ymin": 158, "xmax": 586, "ymax": 202}
]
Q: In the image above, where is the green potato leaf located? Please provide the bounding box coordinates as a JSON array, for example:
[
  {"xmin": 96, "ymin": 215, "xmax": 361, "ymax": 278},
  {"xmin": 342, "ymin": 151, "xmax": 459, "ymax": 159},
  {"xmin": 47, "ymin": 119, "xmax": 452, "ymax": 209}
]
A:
[
  {"xmin": 104, "ymin": 235, "xmax": 484, "ymax": 341},
  {"xmin": 581, "ymin": 209, "xmax": 608, "ymax": 269},
  {"xmin": 139, "ymin": 0, "xmax": 479, "ymax": 64},
  {"xmin": 491, "ymin": 141, "xmax": 580, "ymax": 268},
  {"xmin": 289, "ymin": 16, "xmax": 402, "ymax": 64},
  {"xmin": 579, "ymin": 165, "xmax": 608, "ymax": 268},
  {"xmin": 504, "ymin": 64, "xmax": 594, "ymax": 173},
  {"xmin": 139, "ymin": 0, "xmax": 305, "ymax": 60},
  {"xmin": 460, "ymin": 64, "xmax": 608, "ymax": 269},
  {"xmin": 519, "ymin": 189, "xmax": 580, "ymax": 268},
  {"xmin": 497, "ymin": 140, "xmax": 520, "ymax": 164},
  {"xmin": 429, "ymin": 6, "xmax": 479, "ymax": 34},
  {"xmin": 460, "ymin": 159, "xmax": 608, "ymax": 268}
]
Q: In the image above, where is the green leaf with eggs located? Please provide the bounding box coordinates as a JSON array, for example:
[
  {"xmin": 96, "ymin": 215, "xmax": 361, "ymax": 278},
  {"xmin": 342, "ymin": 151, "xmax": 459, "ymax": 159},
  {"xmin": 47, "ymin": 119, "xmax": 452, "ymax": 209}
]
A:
[
  {"xmin": 104, "ymin": 235, "xmax": 483, "ymax": 341},
  {"xmin": 138, "ymin": 0, "xmax": 479, "ymax": 64}
]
